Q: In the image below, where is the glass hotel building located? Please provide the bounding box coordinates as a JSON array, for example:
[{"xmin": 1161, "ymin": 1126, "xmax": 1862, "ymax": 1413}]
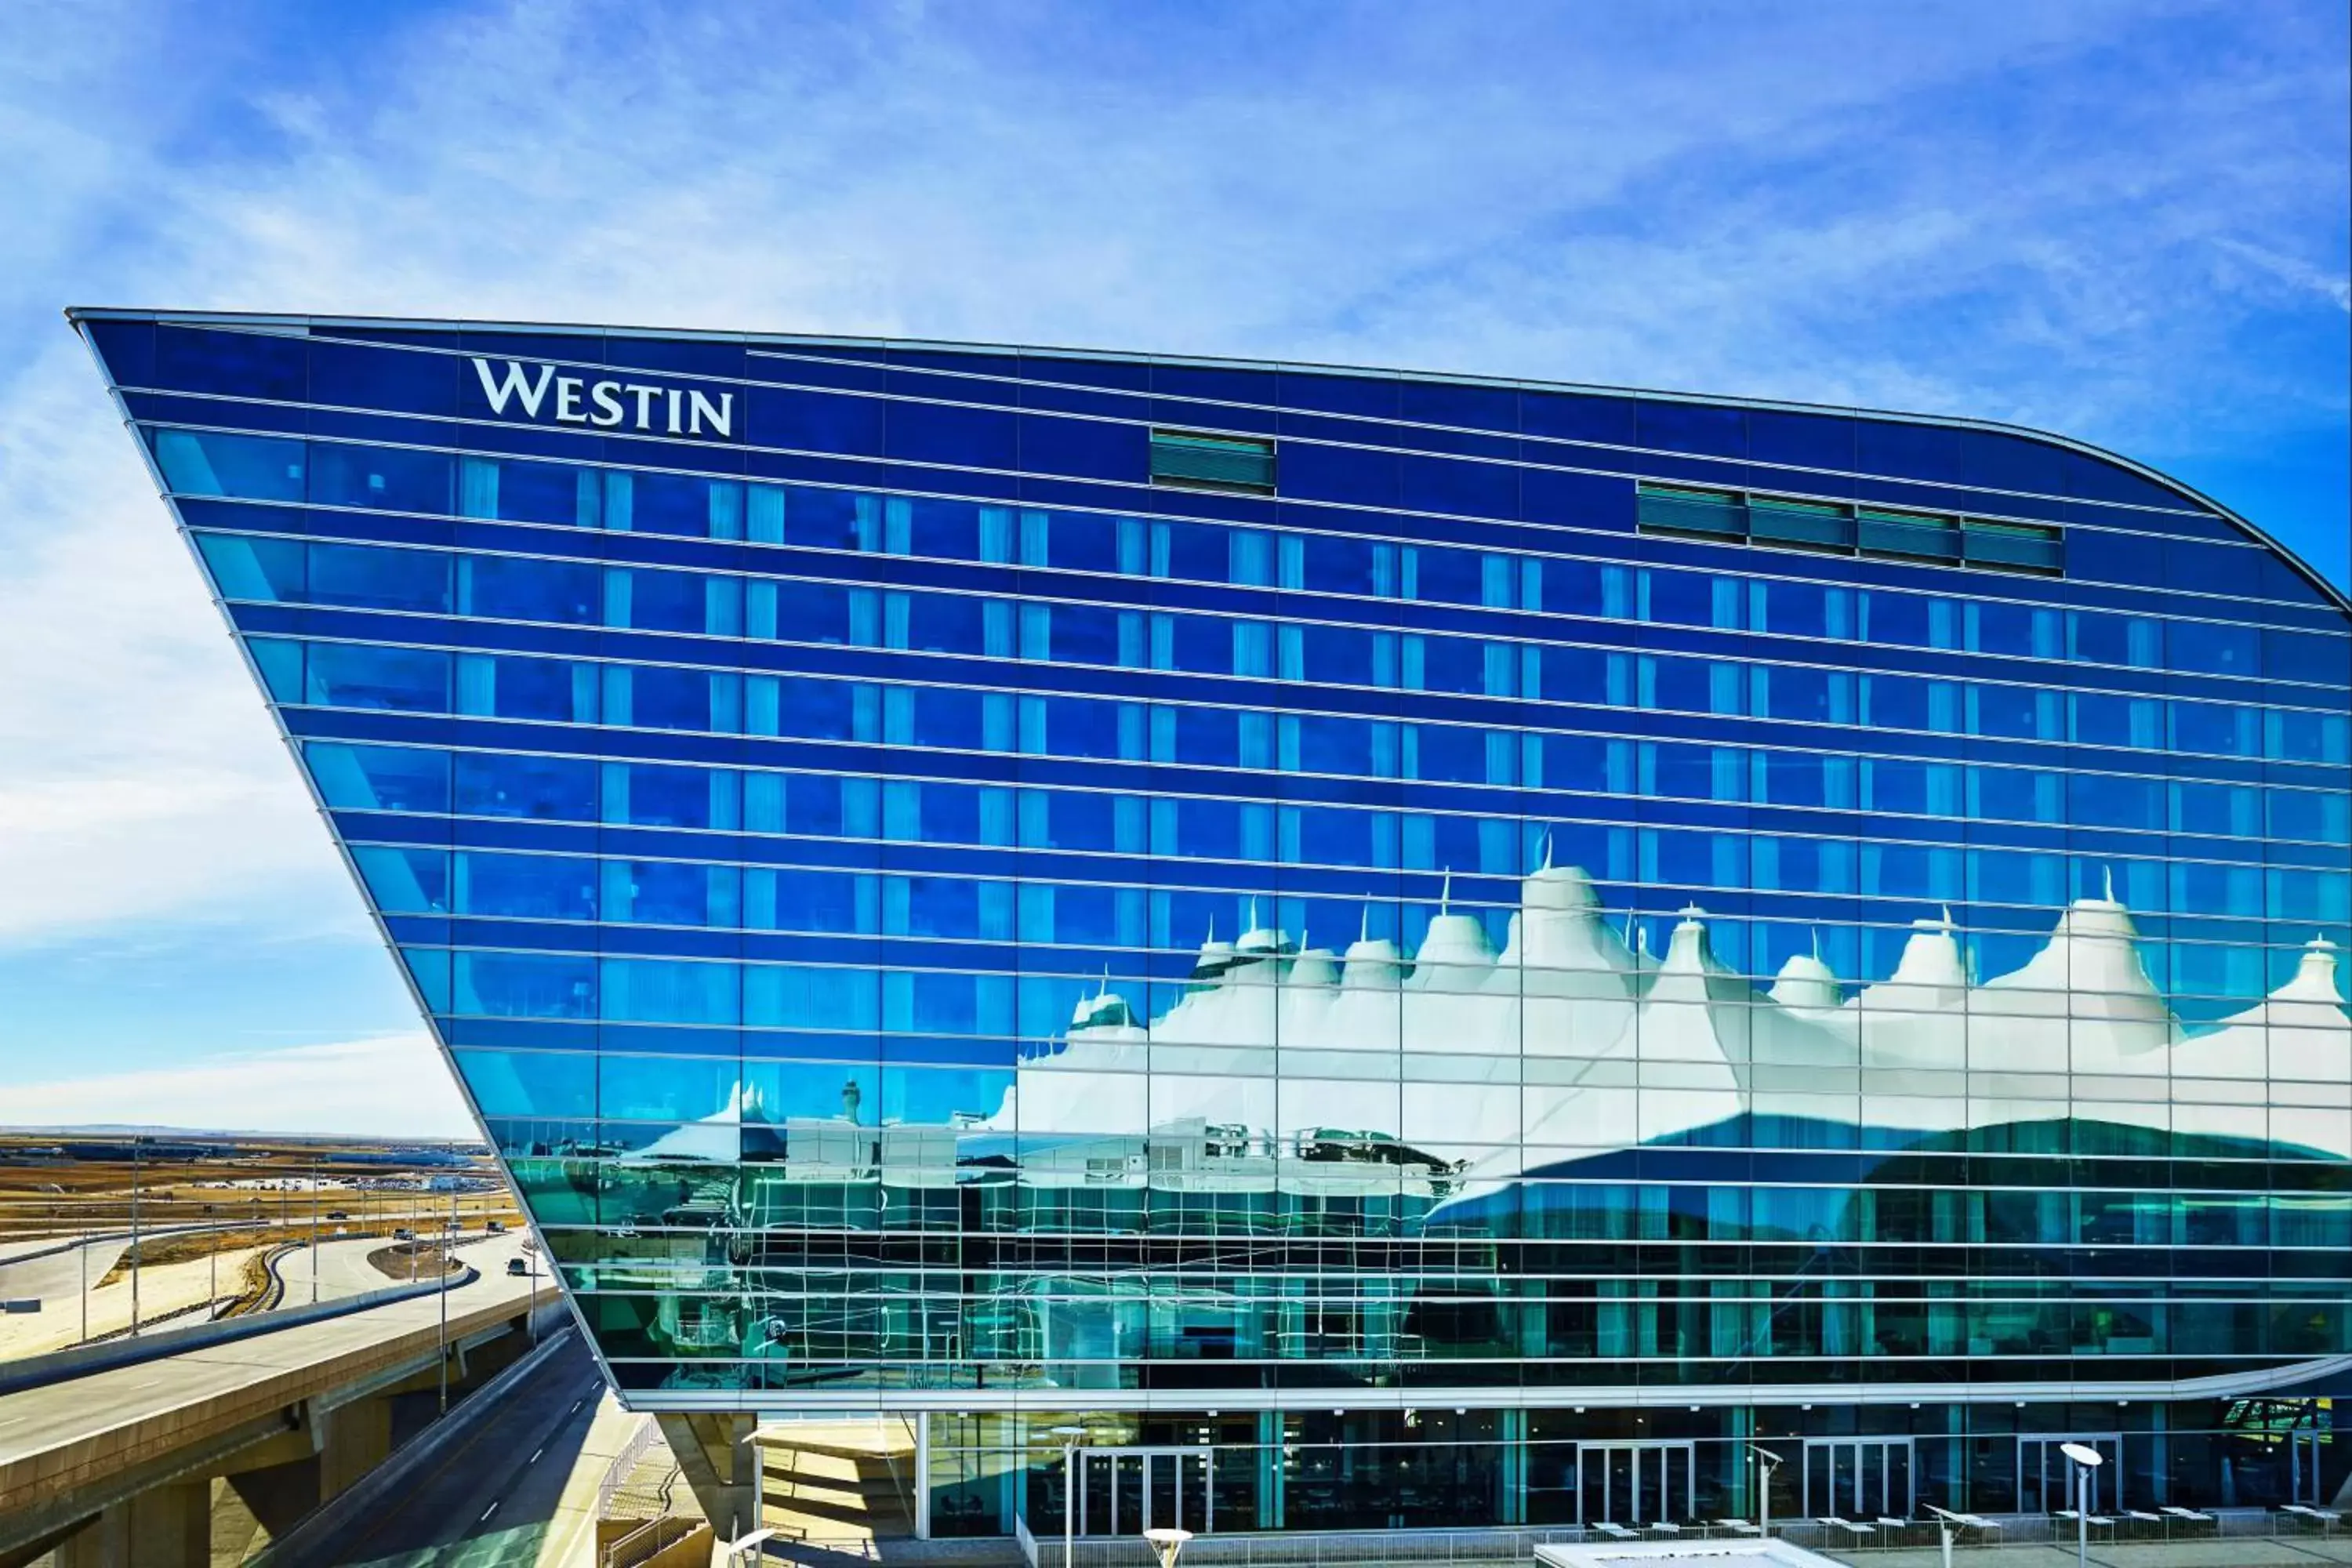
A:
[{"xmin": 74, "ymin": 310, "xmax": 2351, "ymax": 1534}]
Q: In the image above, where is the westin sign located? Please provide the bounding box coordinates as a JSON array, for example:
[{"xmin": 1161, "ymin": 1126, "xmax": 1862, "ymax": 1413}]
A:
[{"xmin": 471, "ymin": 358, "xmax": 735, "ymax": 439}]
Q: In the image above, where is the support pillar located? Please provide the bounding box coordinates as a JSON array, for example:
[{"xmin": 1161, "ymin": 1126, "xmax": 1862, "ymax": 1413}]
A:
[
  {"xmin": 914, "ymin": 1411, "xmax": 931, "ymax": 1539},
  {"xmin": 226, "ymin": 1452, "xmax": 323, "ymax": 1543},
  {"xmin": 318, "ymin": 1396, "xmax": 393, "ymax": 1500},
  {"xmin": 658, "ymin": 1412, "xmax": 758, "ymax": 1541},
  {"xmin": 54, "ymin": 1479, "xmax": 207, "ymax": 1568}
]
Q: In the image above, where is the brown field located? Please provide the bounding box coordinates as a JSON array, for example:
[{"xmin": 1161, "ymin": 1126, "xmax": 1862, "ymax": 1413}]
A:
[{"xmin": 0, "ymin": 1132, "xmax": 522, "ymax": 1254}]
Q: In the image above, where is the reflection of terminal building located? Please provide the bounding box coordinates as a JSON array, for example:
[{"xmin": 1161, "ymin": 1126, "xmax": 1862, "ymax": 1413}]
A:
[{"xmin": 82, "ymin": 308, "xmax": 2352, "ymax": 1537}]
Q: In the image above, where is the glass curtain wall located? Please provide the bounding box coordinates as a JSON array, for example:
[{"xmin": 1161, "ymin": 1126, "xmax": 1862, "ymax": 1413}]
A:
[{"xmin": 78, "ymin": 311, "xmax": 2352, "ymax": 1527}]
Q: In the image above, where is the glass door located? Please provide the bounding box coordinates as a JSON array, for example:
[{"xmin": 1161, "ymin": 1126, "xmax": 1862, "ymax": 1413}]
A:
[
  {"xmin": 1803, "ymin": 1438, "xmax": 1914, "ymax": 1519},
  {"xmin": 1639, "ymin": 1445, "xmax": 1693, "ymax": 1526},
  {"xmin": 2291, "ymin": 1430, "xmax": 2325, "ymax": 1505},
  {"xmin": 2019, "ymin": 1434, "xmax": 2122, "ymax": 1514},
  {"xmin": 1077, "ymin": 1449, "xmax": 1214, "ymax": 1535},
  {"xmin": 1577, "ymin": 1442, "xmax": 1695, "ymax": 1526}
]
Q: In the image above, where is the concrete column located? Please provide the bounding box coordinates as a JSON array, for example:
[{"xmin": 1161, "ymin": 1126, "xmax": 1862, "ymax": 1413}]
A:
[
  {"xmin": 319, "ymin": 1396, "xmax": 394, "ymax": 1499},
  {"xmin": 54, "ymin": 1512, "xmax": 118, "ymax": 1568},
  {"xmin": 913, "ymin": 1410, "xmax": 931, "ymax": 1539},
  {"xmin": 53, "ymin": 1479, "xmax": 208, "ymax": 1568},
  {"xmin": 129, "ymin": 1480, "xmax": 209, "ymax": 1568},
  {"xmin": 658, "ymin": 1412, "xmax": 758, "ymax": 1541},
  {"xmin": 226, "ymin": 1453, "xmax": 323, "ymax": 1542}
]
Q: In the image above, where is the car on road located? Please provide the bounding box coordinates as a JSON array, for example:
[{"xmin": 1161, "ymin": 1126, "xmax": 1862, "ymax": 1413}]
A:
[{"xmin": 506, "ymin": 1257, "xmax": 531, "ymax": 1276}]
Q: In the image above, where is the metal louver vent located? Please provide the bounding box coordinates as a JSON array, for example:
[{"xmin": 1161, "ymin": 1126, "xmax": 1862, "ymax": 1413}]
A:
[{"xmin": 1150, "ymin": 430, "xmax": 1276, "ymax": 495}]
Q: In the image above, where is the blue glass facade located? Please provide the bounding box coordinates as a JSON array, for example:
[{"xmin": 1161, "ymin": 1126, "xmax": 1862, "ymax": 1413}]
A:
[{"xmin": 76, "ymin": 310, "xmax": 2351, "ymax": 1533}]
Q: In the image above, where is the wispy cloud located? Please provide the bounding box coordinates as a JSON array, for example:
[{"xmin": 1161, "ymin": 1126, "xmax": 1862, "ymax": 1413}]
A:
[
  {"xmin": 2211, "ymin": 237, "xmax": 2352, "ymax": 313},
  {"xmin": 0, "ymin": 0, "xmax": 2342, "ymax": 1123},
  {"xmin": 1, "ymin": 1033, "xmax": 470, "ymax": 1138}
]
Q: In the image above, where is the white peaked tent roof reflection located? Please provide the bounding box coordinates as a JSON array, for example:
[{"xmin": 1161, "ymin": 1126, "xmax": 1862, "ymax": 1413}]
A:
[{"xmin": 991, "ymin": 860, "xmax": 2352, "ymax": 1168}]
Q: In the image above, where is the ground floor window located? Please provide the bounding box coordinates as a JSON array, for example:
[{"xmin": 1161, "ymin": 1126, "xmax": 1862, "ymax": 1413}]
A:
[{"xmin": 916, "ymin": 1398, "xmax": 2341, "ymax": 1537}]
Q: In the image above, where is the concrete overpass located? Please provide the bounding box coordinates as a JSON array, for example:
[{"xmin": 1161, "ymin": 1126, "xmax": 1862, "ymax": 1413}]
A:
[{"xmin": 0, "ymin": 1236, "xmax": 563, "ymax": 1566}]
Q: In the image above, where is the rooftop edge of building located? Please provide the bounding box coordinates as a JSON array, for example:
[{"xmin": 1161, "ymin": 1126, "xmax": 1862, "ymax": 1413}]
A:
[{"xmin": 59, "ymin": 303, "xmax": 2350, "ymax": 621}]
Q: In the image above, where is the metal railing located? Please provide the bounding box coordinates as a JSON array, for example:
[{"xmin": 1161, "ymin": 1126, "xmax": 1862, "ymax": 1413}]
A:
[
  {"xmin": 1778, "ymin": 1505, "xmax": 2343, "ymax": 1554},
  {"xmin": 595, "ymin": 1413, "xmax": 666, "ymax": 1519},
  {"xmin": 602, "ymin": 1515, "xmax": 700, "ymax": 1568},
  {"xmin": 944, "ymin": 1508, "xmax": 2352, "ymax": 1568}
]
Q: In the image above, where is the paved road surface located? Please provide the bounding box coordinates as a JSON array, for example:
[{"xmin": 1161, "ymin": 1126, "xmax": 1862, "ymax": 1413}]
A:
[
  {"xmin": 0, "ymin": 1236, "xmax": 543, "ymax": 1486},
  {"xmin": 272, "ymin": 1231, "xmax": 467, "ymax": 1304},
  {"xmin": 0, "ymin": 1239, "xmax": 132, "ymax": 1306},
  {"xmin": 284, "ymin": 1332, "xmax": 607, "ymax": 1568}
]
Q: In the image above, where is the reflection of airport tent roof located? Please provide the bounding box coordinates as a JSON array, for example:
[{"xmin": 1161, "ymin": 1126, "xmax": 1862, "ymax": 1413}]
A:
[
  {"xmin": 984, "ymin": 860, "xmax": 2351, "ymax": 1171},
  {"xmin": 614, "ymin": 862, "xmax": 2348, "ymax": 1185}
]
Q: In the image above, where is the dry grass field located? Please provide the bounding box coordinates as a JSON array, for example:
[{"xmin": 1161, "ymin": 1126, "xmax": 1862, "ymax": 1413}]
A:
[{"xmin": 0, "ymin": 1131, "xmax": 524, "ymax": 1356}]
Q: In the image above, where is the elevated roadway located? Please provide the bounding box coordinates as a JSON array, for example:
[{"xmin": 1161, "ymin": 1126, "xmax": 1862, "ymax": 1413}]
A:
[
  {"xmin": 267, "ymin": 1332, "xmax": 604, "ymax": 1567},
  {"xmin": 0, "ymin": 1236, "xmax": 561, "ymax": 1567}
]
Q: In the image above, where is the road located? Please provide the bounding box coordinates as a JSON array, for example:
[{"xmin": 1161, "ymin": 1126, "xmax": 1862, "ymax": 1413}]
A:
[
  {"xmin": 0, "ymin": 1238, "xmax": 132, "ymax": 1305},
  {"xmin": 270, "ymin": 1229, "xmax": 493, "ymax": 1306},
  {"xmin": 281, "ymin": 1331, "xmax": 608, "ymax": 1568},
  {"xmin": 0, "ymin": 1242, "xmax": 267, "ymax": 1359},
  {"xmin": 0, "ymin": 1234, "xmax": 543, "ymax": 1466}
]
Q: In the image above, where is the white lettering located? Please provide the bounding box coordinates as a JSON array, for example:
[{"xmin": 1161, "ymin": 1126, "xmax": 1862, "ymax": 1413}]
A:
[
  {"xmin": 687, "ymin": 390, "xmax": 733, "ymax": 438},
  {"xmin": 590, "ymin": 380, "xmax": 625, "ymax": 427},
  {"xmin": 470, "ymin": 358, "xmax": 554, "ymax": 419},
  {"xmin": 469, "ymin": 358, "xmax": 733, "ymax": 440}
]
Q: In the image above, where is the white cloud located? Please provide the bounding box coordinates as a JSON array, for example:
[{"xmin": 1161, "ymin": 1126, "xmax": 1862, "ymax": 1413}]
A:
[
  {"xmin": 0, "ymin": 1033, "xmax": 473, "ymax": 1139},
  {"xmin": 0, "ymin": 1, "xmax": 2340, "ymax": 1125},
  {"xmin": 0, "ymin": 341, "xmax": 352, "ymax": 944}
]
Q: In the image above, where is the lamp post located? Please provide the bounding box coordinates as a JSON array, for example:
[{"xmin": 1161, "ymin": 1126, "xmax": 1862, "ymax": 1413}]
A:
[
  {"xmin": 1050, "ymin": 1425, "xmax": 1086, "ymax": 1568},
  {"xmin": 1144, "ymin": 1526, "xmax": 1192, "ymax": 1568},
  {"xmin": 437, "ymin": 1189, "xmax": 456, "ymax": 1415},
  {"xmin": 2060, "ymin": 1443, "xmax": 2104, "ymax": 1568},
  {"xmin": 721, "ymin": 1526, "xmax": 776, "ymax": 1566},
  {"xmin": 1747, "ymin": 1444, "xmax": 1783, "ymax": 1537},
  {"xmin": 128, "ymin": 1137, "xmax": 141, "ymax": 1339},
  {"xmin": 1924, "ymin": 1503, "xmax": 1963, "ymax": 1568}
]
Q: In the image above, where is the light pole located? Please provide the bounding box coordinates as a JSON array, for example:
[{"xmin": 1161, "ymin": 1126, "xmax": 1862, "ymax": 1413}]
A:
[
  {"xmin": 1144, "ymin": 1526, "xmax": 1192, "ymax": 1568},
  {"xmin": 437, "ymin": 1191, "xmax": 456, "ymax": 1415},
  {"xmin": 1925, "ymin": 1503, "xmax": 1965, "ymax": 1568},
  {"xmin": 2060, "ymin": 1443, "xmax": 2104, "ymax": 1568},
  {"xmin": 1747, "ymin": 1444, "xmax": 1782, "ymax": 1537},
  {"xmin": 1050, "ymin": 1424, "xmax": 1085, "ymax": 1568},
  {"xmin": 128, "ymin": 1137, "xmax": 142, "ymax": 1338},
  {"xmin": 721, "ymin": 1527, "xmax": 776, "ymax": 1566}
]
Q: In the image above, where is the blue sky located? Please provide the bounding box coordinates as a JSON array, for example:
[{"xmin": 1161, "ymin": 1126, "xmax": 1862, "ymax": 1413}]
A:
[{"xmin": 0, "ymin": 0, "xmax": 2343, "ymax": 1136}]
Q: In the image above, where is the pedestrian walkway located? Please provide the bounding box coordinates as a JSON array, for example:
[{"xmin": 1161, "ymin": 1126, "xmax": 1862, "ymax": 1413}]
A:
[{"xmin": 755, "ymin": 1417, "xmax": 919, "ymax": 1547}]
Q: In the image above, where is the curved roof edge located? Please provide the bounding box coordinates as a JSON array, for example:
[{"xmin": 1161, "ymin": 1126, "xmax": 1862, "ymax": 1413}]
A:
[{"xmin": 64, "ymin": 304, "xmax": 2351, "ymax": 618}]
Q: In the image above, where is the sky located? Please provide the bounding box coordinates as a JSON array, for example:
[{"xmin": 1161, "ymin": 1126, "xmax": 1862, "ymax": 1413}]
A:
[{"xmin": 0, "ymin": 0, "xmax": 2344, "ymax": 1138}]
